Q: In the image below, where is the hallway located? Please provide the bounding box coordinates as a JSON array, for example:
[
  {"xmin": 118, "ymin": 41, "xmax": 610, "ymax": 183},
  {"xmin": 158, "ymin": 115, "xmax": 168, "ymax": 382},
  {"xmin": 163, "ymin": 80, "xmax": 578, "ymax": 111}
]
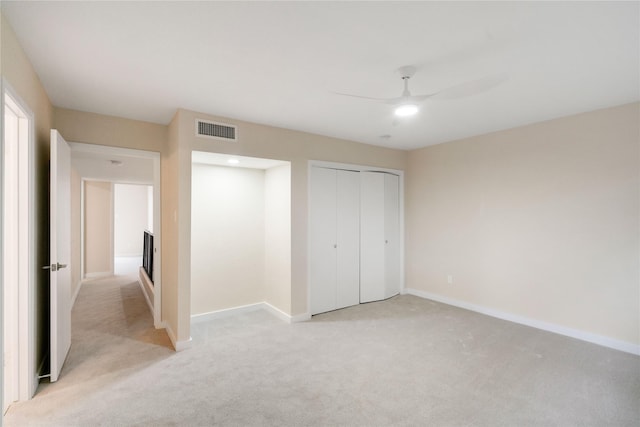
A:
[{"xmin": 5, "ymin": 273, "xmax": 172, "ymax": 424}]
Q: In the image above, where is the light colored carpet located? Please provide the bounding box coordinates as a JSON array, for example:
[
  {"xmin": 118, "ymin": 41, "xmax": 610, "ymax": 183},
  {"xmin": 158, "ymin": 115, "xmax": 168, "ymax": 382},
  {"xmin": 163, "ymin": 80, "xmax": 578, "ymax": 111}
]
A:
[{"xmin": 5, "ymin": 276, "xmax": 639, "ymax": 426}]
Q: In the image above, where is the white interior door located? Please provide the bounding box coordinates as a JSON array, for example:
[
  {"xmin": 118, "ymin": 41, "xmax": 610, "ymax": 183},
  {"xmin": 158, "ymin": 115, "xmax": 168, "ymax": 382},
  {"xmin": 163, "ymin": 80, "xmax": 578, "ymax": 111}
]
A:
[
  {"xmin": 384, "ymin": 173, "xmax": 401, "ymax": 298},
  {"xmin": 335, "ymin": 170, "xmax": 360, "ymax": 309},
  {"xmin": 310, "ymin": 167, "xmax": 337, "ymax": 315},
  {"xmin": 49, "ymin": 129, "xmax": 71, "ymax": 382},
  {"xmin": 360, "ymin": 172, "xmax": 385, "ymax": 303}
]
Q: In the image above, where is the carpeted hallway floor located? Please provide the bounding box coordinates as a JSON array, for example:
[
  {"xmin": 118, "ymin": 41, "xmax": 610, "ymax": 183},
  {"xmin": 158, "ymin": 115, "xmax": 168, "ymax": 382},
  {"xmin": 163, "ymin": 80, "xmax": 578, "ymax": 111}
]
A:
[{"xmin": 4, "ymin": 275, "xmax": 639, "ymax": 426}]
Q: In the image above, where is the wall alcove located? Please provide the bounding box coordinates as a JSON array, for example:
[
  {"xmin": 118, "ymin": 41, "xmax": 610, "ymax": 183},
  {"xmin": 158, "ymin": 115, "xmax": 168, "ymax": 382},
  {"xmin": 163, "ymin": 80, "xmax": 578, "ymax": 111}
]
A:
[{"xmin": 190, "ymin": 151, "xmax": 292, "ymax": 318}]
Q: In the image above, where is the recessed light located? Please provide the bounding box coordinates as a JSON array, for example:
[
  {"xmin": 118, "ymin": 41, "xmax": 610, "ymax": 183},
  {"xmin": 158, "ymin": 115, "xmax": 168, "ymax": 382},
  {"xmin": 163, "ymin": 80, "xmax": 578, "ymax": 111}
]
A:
[{"xmin": 227, "ymin": 158, "xmax": 240, "ymax": 165}]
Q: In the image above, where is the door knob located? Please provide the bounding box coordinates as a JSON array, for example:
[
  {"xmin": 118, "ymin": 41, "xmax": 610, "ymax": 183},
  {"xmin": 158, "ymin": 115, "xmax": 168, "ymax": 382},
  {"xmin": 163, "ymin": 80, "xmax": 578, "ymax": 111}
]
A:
[{"xmin": 42, "ymin": 263, "xmax": 67, "ymax": 272}]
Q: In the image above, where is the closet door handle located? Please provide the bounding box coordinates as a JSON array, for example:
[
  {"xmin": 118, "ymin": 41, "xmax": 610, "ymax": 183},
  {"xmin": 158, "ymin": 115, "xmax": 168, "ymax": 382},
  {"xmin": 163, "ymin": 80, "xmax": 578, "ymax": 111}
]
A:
[{"xmin": 333, "ymin": 244, "xmax": 337, "ymax": 248}]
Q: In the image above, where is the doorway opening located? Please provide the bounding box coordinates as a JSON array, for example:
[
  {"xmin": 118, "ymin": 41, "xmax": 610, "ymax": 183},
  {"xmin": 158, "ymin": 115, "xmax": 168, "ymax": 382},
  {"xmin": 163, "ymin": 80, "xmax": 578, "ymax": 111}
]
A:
[
  {"xmin": 190, "ymin": 151, "xmax": 292, "ymax": 320},
  {"xmin": 114, "ymin": 183, "xmax": 153, "ymax": 276},
  {"xmin": 71, "ymin": 143, "xmax": 162, "ymax": 328},
  {"xmin": 2, "ymin": 86, "xmax": 35, "ymax": 412}
]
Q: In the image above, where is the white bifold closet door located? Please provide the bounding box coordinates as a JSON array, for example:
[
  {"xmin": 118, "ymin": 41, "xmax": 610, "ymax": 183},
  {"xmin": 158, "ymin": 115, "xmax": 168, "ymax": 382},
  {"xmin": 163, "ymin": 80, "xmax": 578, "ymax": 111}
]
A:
[
  {"xmin": 310, "ymin": 167, "xmax": 360, "ymax": 315},
  {"xmin": 360, "ymin": 171, "xmax": 401, "ymax": 303}
]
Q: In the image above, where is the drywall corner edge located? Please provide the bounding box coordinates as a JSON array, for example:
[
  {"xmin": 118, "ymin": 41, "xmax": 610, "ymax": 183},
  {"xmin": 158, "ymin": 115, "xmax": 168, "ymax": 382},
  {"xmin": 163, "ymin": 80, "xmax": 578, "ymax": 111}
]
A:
[{"xmin": 162, "ymin": 321, "xmax": 192, "ymax": 352}]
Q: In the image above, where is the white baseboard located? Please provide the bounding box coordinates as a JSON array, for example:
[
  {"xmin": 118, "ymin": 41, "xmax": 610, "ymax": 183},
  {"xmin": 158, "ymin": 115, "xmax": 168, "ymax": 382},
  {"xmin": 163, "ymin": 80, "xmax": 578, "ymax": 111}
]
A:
[
  {"xmin": 264, "ymin": 303, "xmax": 310, "ymax": 323},
  {"xmin": 191, "ymin": 303, "xmax": 265, "ymax": 324},
  {"xmin": 404, "ymin": 288, "xmax": 640, "ymax": 356},
  {"xmin": 71, "ymin": 280, "xmax": 83, "ymax": 309},
  {"xmin": 190, "ymin": 302, "xmax": 311, "ymax": 325},
  {"xmin": 263, "ymin": 302, "xmax": 293, "ymax": 323},
  {"xmin": 290, "ymin": 312, "xmax": 311, "ymax": 323},
  {"xmin": 162, "ymin": 321, "xmax": 192, "ymax": 352}
]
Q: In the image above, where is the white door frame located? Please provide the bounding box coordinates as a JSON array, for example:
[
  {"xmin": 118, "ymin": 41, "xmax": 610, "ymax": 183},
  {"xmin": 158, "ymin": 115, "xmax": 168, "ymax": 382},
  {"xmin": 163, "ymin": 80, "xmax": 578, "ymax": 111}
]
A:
[
  {"xmin": 70, "ymin": 143, "xmax": 162, "ymax": 328},
  {"xmin": 307, "ymin": 160, "xmax": 405, "ymax": 317},
  {"xmin": 2, "ymin": 79, "xmax": 36, "ymax": 409}
]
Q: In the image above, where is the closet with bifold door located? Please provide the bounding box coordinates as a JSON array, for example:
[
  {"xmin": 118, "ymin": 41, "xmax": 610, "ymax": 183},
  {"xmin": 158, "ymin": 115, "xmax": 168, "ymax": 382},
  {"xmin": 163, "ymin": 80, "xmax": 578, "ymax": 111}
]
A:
[
  {"xmin": 310, "ymin": 167, "xmax": 361, "ymax": 315},
  {"xmin": 310, "ymin": 165, "xmax": 401, "ymax": 316},
  {"xmin": 360, "ymin": 171, "xmax": 401, "ymax": 303}
]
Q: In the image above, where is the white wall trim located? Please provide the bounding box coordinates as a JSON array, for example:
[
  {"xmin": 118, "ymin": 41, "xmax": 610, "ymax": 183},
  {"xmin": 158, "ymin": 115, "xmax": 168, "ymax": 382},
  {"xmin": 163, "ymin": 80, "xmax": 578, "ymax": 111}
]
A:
[
  {"xmin": 80, "ymin": 179, "xmax": 85, "ymax": 281},
  {"xmin": 404, "ymin": 288, "xmax": 640, "ymax": 356},
  {"xmin": 162, "ymin": 321, "xmax": 192, "ymax": 352},
  {"xmin": 290, "ymin": 312, "xmax": 312, "ymax": 323},
  {"xmin": 2, "ymin": 79, "xmax": 37, "ymax": 403},
  {"xmin": 262, "ymin": 302, "xmax": 293, "ymax": 323},
  {"xmin": 109, "ymin": 181, "xmax": 115, "ymax": 277},
  {"xmin": 191, "ymin": 302, "xmax": 264, "ymax": 324},
  {"xmin": 190, "ymin": 302, "xmax": 311, "ymax": 325}
]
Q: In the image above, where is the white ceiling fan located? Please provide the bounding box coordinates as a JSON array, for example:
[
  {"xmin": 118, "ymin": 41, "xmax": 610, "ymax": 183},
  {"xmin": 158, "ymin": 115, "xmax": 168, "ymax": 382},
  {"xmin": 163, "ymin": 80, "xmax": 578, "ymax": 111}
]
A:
[{"xmin": 334, "ymin": 65, "xmax": 508, "ymax": 117}]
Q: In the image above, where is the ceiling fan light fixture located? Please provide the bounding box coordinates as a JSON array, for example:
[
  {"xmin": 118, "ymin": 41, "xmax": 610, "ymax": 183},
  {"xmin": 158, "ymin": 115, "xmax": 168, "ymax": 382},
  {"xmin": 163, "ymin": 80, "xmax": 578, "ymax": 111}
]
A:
[{"xmin": 394, "ymin": 104, "xmax": 418, "ymax": 117}]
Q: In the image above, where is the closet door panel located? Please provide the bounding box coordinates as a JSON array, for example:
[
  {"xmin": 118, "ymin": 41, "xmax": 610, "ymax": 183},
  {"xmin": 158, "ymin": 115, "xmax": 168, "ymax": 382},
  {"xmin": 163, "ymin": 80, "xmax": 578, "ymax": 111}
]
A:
[
  {"xmin": 336, "ymin": 170, "xmax": 360, "ymax": 309},
  {"xmin": 310, "ymin": 167, "xmax": 337, "ymax": 315},
  {"xmin": 384, "ymin": 173, "xmax": 401, "ymax": 298},
  {"xmin": 360, "ymin": 172, "xmax": 386, "ymax": 303}
]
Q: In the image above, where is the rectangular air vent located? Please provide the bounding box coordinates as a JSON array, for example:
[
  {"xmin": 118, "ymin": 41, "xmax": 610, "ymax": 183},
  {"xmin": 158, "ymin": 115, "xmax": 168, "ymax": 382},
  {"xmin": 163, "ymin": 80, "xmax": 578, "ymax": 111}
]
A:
[{"xmin": 196, "ymin": 119, "xmax": 237, "ymax": 141}]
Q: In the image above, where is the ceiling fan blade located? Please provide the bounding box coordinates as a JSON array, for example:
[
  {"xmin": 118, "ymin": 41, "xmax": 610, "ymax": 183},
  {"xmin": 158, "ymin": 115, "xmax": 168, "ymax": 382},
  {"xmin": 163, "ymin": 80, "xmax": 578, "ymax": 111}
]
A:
[
  {"xmin": 384, "ymin": 96, "xmax": 408, "ymax": 105},
  {"xmin": 384, "ymin": 94, "xmax": 437, "ymax": 106},
  {"xmin": 430, "ymin": 73, "xmax": 509, "ymax": 100},
  {"xmin": 408, "ymin": 94, "xmax": 436, "ymax": 103},
  {"xmin": 332, "ymin": 91, "xmax": 396, "ymax": 102}
]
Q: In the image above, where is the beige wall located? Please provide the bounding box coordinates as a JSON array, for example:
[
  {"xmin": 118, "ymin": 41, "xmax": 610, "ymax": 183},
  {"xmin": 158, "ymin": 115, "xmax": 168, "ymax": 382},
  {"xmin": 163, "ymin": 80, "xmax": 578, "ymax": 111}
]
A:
[
  {"xmin": 191, "ymin": 164, "xmax": 266, "ymax": 314},
  {"xmin": 54, "ymin": 108, "xmax": 166, "ymax": 153},
  {"xmin": 406, "ymin": 102, "xmax": 640, "ymax": 346},
  {"xmin": 84, "ymin": 181, "xmax": 112, "ymax": 276},
  {"xmin": 1, "ymin": 13, "xmax": 54, "ymax": 377},
  {"xmin": 264, "ymin": 164, "xmax": 292, "ymax": 313}
]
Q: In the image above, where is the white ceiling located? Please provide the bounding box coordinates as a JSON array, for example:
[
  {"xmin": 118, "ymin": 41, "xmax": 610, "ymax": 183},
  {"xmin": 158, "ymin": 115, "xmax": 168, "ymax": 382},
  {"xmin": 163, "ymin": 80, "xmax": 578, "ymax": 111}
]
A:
[
  {"xmin": 192, "ymin": 151, "xmax": 289, "ymax": 170},
  {"xmin": 3, "ymin": 1, "xmax": 639, "ymax": 150},
  {"xmin": 71, "ymin": 148, "xmax": 154, "ymax": 184}
]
